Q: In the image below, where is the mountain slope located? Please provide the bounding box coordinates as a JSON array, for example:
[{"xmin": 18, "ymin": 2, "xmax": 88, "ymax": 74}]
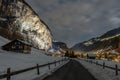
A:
[
  {"xmin": 72, "ymin": 27, "xmax": 120, "ymax": 52},
  {"xmin": 100, "ymin": 27, "xmax": 120, "ymax": 38}
]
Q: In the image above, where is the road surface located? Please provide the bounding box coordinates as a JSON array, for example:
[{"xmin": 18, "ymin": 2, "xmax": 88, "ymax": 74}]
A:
[{"xmin": 36, "ymin": 60, "xmax": 97, "ymax": 80}]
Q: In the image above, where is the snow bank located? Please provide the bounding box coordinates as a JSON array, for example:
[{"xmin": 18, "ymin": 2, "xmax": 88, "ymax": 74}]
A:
[{"xmin": 76, "ymin": 59, "xmax": 120, "ymax": 80}]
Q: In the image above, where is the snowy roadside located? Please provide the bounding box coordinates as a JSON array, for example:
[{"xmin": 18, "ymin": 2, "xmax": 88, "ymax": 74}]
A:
[
  {"xmin": 76, "ymin": 59, "xmax": 120, "ymax": 80},
  {"xmin": 0, "ymin": 49, "xmax": 68, "ymax": 80},
  {"xmin": 0, "ymin": 36, "xmax": 69, "ymax": 80},
  {"xmin": 7, "ymin": 59, "xmax": 69, "ymax": 80}
]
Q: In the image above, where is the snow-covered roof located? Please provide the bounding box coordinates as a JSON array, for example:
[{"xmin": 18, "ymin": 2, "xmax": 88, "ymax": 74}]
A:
[
  {"xmin": 0, "ymin": 17, "xmax": 7, "ymax": 21},
  {"xmin": 2, "ymin": 39, "xmax": 31, "ymax": 47}
]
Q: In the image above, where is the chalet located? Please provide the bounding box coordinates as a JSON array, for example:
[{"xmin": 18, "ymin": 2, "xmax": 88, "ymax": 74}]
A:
[{"xmin": 1, "ymin": 39, "xmax": 31, "ymax": 54}]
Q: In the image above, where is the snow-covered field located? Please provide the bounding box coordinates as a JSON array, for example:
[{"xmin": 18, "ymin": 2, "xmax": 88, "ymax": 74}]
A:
[
  {"xmin": 76, "ymin": 59, "xmax": 120, "ymax": 80},
  {"xmin": 0, "ymin": 36, "xmax": 66, "ymax": 80}
]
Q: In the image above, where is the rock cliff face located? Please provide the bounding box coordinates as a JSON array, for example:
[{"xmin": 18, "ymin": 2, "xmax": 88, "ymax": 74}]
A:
[{"xmin": 0, "ymin": 0, "xmax": 52, "ymax": 51}]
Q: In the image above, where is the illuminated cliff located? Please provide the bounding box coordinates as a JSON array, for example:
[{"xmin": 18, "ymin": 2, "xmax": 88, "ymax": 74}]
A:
[{"xmin": 0, "ymin": 0, "xmax": 52, "ymax": 51}]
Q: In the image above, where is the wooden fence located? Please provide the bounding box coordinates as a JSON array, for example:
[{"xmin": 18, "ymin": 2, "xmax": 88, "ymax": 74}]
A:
[
  {"xmin": 79, "ymin": 59, "xmax": 120, "ymax": 76},
  {"xmin": 0, "ymin": 58, "xmax": 69, "ymax": 80}
]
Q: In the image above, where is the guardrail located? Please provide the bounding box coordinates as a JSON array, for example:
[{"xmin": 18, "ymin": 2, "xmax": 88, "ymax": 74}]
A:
[
  {"xmin": 0, "ymin": 58, "xmax": 69, "ymax": 80},
  {"xmin": 79, "ymin": 59, "xmax": 120, "ymax": 76}
]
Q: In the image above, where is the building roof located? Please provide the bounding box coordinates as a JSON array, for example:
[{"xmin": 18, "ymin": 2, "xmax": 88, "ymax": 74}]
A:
[{"xmin": 2, "ymin": 39, "xmax": 31, "ymax": 47}]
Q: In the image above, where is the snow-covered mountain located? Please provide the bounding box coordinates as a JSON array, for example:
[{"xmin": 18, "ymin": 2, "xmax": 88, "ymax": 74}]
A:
[
  {"xmin": 72, "ymin": 27, "xmax": 120, "ymax": 52},
  {"xmin": 49, "ymin": 41, "xmax": 68, "ymax": 54}
]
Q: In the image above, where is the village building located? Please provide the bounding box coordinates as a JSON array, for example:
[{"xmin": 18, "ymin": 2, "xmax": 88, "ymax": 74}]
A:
[
  {"xmin": 1, "ymin": 39, "xmax": 31, "ymax": 54},
  {"xmin": 87, "ymin": 54, "xmax": 96, "ymax": 59}
]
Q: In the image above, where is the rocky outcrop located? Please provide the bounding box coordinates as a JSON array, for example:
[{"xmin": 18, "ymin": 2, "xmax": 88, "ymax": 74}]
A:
[{"xmin": 0, "ymin": 0, "xmax": 52, "ymax": 51}]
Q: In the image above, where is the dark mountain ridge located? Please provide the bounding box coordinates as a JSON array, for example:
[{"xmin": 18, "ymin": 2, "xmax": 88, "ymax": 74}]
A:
[
  {"xmin": 72, "ymin": 27, "xmax": 120, "ymax": 52},
  {"xmin": 100, "ymin": 27, "xmax": 120, "ymax": 38}
]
